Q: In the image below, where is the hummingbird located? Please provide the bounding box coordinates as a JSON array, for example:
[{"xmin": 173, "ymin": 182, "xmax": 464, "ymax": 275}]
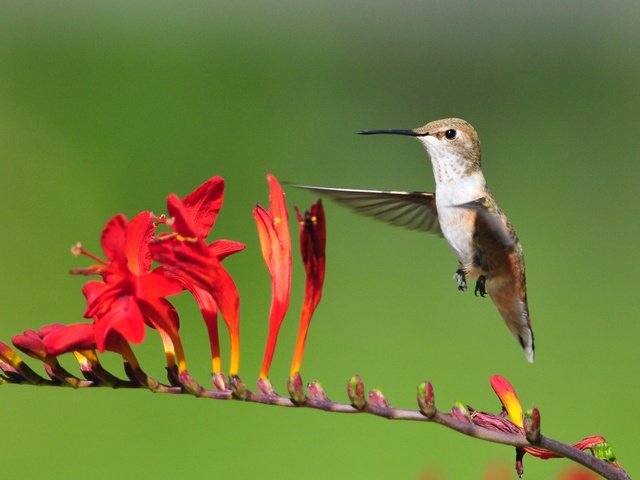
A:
[{"xmin": 294, "ymin": 118, "xmax": 534, "ymax": 362}]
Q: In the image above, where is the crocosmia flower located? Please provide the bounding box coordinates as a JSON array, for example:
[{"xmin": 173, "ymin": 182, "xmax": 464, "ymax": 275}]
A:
[
  {"xmin": 290, "ymin": 199, "xmax": 326, "ymax": 376},
  {"xmin": 72, "ymin": 211, "xmax": 182, "ymax": 357},
  {"xmin": 253, "ymin": 174, "xmax": 291, "ymax": 380},
  {"xmin": 151, "ymin": 176, "xmax": 244, "ymax": 376}
]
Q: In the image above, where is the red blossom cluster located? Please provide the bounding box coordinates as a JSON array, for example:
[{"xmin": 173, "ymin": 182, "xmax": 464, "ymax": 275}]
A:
[{"xmin": 1, "ymin": 174, "xmax": 325, "ymax": 393}]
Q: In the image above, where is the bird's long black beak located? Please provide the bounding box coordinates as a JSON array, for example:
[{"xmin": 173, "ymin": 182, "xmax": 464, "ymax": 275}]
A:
[{"xmin": 357, "ymin": 129, "xmax": 427, "ymax": 137}]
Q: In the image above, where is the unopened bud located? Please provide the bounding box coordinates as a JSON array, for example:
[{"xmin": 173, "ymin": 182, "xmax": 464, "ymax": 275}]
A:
[
  {"xmin": 523, "ymin": 407, "xmax": 541, "ymax": 444},
  {"xmin": 0, "ymin": 341, "xmax": 45, "ymax": 385},
  {"xmin": 451, "ymin": 401, "xmax": 472, "ymax": 423},
  {"xmin": 515, "ymin": 448, "xmax": 525, "ymax": 478},
  {"xmin": 179, "ymin": 371, "xmax": 204, "ymax": 397},
  {"xmin": 287, "ymin": 372, "xmax": 306, "ymax": 405},
  {"xmin": 417, "ymin": 381, "xmax": 436, "ymax": 418},
  {"xmin": 230, "ymin": 375, "xmax": 249, "ymax": 400},
  {"xmin": 257, "ymin": 377, "xmax": 275, "ymax": 396},
  {"xmin": 347, "ymin": 375, "xmax": 366, "ymax": 410},
  {"xmin": 0, "ymin": 341, "xmax": 21, "ymax": 365},
  {"xmin": 12, "ymin": 332, "xmax": 46, "ymax": 360},
  {"xmin": 307, "ymin": 380, "xmax": 329, "ymax": 402},
  {"xmin": 212, "ymin": 372, "xmax": 228, "ymax": 392},
  {"xmin": 368, "ymin": 389, "xmax": 390, "ymax": 409}
]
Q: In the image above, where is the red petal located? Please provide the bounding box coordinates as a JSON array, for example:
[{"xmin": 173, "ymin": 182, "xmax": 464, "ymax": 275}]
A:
[
  {"xmin": 137, "ymin": 269, "xmax": 183, "ymax": 299},
  {"xmin": 162, "ymin": 241, "xmax": 241, "ymax": 374},
  {"xmin": 43, "ymin": 323, "xmax": 97, "ymax": 356},
  {"xmin": 100, "ymin": 214, "xmax": 127, "ymax": 263},
  {"xmin": 209, "ymin": 239, "xmax": 246, "ymax": 260},
  {"xmin": 267, "ymin": 174, "xmax": 289, "ymax": 239},
  {"xmin": 181, "ymin": 176, "xmax": 225, "ymax": 239},
  {"xmin": 125, "ymin": 211, "xmax": 155, "ymax": 276},
  {"xmin": 254, "ymin": 175, "xmax": 292, "ymax": 378},
  {"xmin": 290, "ymin": 200, "xmax": 326, "ymax": 375},
  {"xmin": 207, "ymin": 261, "xmax": 240, "ymax": 369},
  {"xmin": 94, "ymin": 295, "xmax": 146, "ymax": 352},
  {"xmin": 166, "ymin": 194, "xmax": 198, "ymax": 238},
  {"xmin": 254, "ymin": 206, "xmax": 279, "ymax": 263},
  {"xmin": 82, "ymin": 280, "xmax": 111, "ymax": 318},
  {"xmin": 490, "ymin": 375, "xmax": 524, "ymax": 427},
  {"xmin": 38, "ymin": 323, "xmax": 66, "ymax": 337},
  {"xmin": 138, "ymin": 297, "xmax": 180, "ymax": 335}
]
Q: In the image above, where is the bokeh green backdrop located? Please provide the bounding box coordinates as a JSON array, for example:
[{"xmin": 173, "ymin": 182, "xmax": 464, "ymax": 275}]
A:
[{"xmin": 1, "ymin": 1, "xmax": 638, "ymax": 478}]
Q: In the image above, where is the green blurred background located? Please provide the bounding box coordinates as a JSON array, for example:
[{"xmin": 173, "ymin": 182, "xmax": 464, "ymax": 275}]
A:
[{"xmin": 1, "ymin": 1, "xmax": 638, "ymax": 478}]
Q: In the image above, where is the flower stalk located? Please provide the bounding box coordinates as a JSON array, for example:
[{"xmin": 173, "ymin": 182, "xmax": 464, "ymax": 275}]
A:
[{"xmin": 0, "ymin": 173, "xmax": 630, "ymax": 480}]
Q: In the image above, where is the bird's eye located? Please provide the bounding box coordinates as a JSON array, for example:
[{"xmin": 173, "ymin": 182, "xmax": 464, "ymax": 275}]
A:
[{"xmin": 444, "ymin": 129, "xmax": 457, "ymax": 140}]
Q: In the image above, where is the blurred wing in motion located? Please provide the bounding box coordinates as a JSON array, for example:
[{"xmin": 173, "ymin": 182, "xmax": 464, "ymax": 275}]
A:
[{"xmin": 291, "ymin": 185, "xmax": 441, "ymax": 234}]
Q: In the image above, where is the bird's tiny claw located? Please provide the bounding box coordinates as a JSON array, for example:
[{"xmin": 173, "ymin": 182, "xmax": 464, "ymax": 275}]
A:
[
  {"xmin": 474, "ymin": 275, "xmax": 487, "ymax": 297},
  {"xmin": 455, "ymin": 269, "xmax": 467, "ymax": 292}
]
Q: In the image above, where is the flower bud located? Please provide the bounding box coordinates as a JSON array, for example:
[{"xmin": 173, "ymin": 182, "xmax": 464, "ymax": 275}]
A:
[
  {"xmin": 417, "ymin": 381, "xmax": 436, "ymax": 418},
  {"xmin": 368, "ymin": 389, "xmax": 390, "ymax": 409},
  {"xmin": 212, "ymin": 372, "xmax": 228, "ymax": 392},
  {"xmin": 230, "ymin": 375, "xmax": 249, "ymax": 400},
  {"xmin": 287, "ymin": 372, "xmax": 306, "ymax": 405},
  {"xmin": 12, "ymin": 331, "xmax": 46, "ymax": 360},
  {"xmin": 257, "ymin": 377, "xmax": 275, "ymax": 396},
  {"xmin": 523, "ymin": 407, "xmax": 541, "ymax": 444},
  {"xmin": 307, "ymin": 380, "xmax": 329, "ymax": 402},
  {"xmin": 347, "ymin": 375, "xmax": 366, "ymax": 410},
  {"xmin": 451, "ymin": 401, "xmax": 472, "ymax": 423},
  {"xmin": 229, "ymin": 375, "xmax": 249, "ymax": 400}
]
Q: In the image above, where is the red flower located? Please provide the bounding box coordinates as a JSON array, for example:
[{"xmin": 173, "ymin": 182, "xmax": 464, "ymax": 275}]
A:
[
  {"xmin": 253, "ymin": 174, "xmax": 292, "ymax": 380},
  {"xmin": 151, "ymin": 176, "xmax": 244, "ymax": 376},
  {"xmin": 290, "ymin": 200, "xmax": 326, "ymax": 376},
  {"xmin": 73, "ymin": 212, "xmax": 182, "ymax": 354}
]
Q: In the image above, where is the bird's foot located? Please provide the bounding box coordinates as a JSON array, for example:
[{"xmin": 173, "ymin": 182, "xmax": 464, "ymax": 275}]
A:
[
  {"xmin": 455, "ymin": 269, "xmax": 467, "ymax": 292},
  {"xmin": 474, "ymin": 275, "xmax": 487, "ymax": 297}
]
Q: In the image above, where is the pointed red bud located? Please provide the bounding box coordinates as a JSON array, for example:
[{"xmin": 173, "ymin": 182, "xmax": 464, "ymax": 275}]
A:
[
  {"xmin": 368, "ymin": 389, "xmax": 390, "ymax": 409},
  {"xmin": 347, "ymin": 375, "xmax": 366, "ymax": 410},
  {"xmin": 212, "ymin": 372, "xmax": 228, "ymax": 392},
  {"xmin": 287, "ymin": 372, "xmax": 306, "ymax": 405},
  {"xmin": 307, "ymin": 380, "xmax": 329, "ymax": 402},
  {"xmin": 230, "ymin": 375, "xmax": 249, "ymax": 400},
  {"xmin": 451, "ymin": 401, "xmax": 472, "ymax": 423},
  {"xmin": 417, "ymin": 381, "xmax": 436, "ymax": 418},
  {"xmin": 515, "ymin": 448, "xmax": 525, "ymax": 478},
  {"xmin": 257, "ymin": 377, "xmax": 276, "ymax": 396},
  {"xmin": 523, "ymin": 407, "xmax": 541, "ymax": 444}
]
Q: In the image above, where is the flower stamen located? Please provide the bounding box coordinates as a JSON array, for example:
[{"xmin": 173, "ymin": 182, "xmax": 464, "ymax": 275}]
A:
[{"xmin": 71, "ymin": 242, "xmax": 108, "ymax": 265}]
